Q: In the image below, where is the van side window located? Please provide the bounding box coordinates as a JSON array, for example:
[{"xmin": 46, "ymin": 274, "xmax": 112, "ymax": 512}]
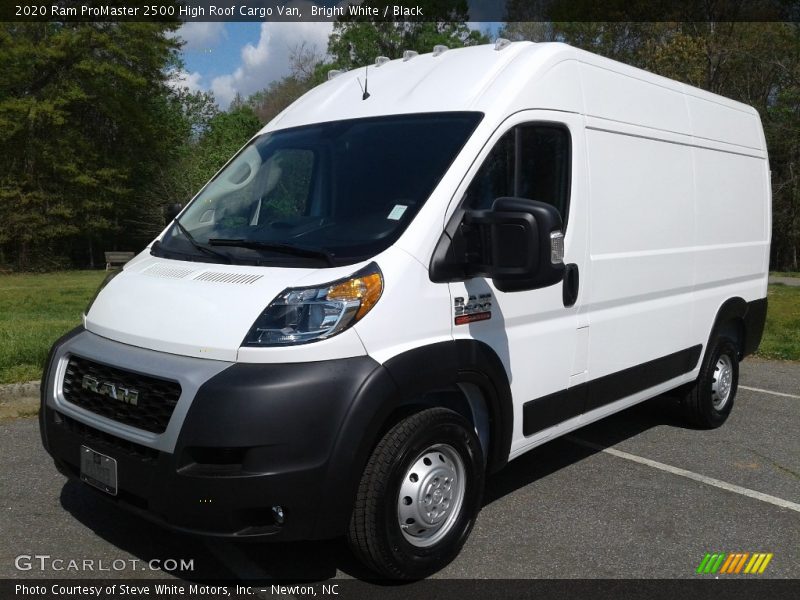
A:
[{"xmin": 465, "ymin": 124, "xmax": 571, "ymax": 221}]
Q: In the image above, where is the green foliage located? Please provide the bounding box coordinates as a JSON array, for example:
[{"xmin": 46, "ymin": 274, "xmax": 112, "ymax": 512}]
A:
[
  {"xmin": 0, "ymin": 22, "xmax": 183, "ymax": 270},
  {"xmin": 0, "ymin": 22, "xmax": 263, "ymax": 267},
  {"xmin": 327, "ymin": 1, "xmax": 488, "ymax": 71},
  {"xmin": 0, "ymin": 271, "xmax": 795, "ymax": 386},
  {"xmin": 3, "ymin": 12, "xmax": 793, "ymax": 272},
  {"xmin": 250, "ymin": 74, "xmax": 318, "ymax": 123},
  {"xmin": 170, "ymin": 87, "xmax": 219, "ymax": 140},
  {"xmin": 247, "ymin": 5, "xmax": 489, "ymax": 127},
  {"xmin": 756, "ymin": 284, "xmax": 800, "ymax": 361},
  {"xmin": 248, "ymin": 42, "xmax": 326, "ymax": 125},
  {"xmin": 500, "ymin": 20, "xmax": 800, "ymax": 271},
  {"xmin": 0, "ymin": 270, "xmax": 107, "ymax": 384},
  {"xmin": 260, "ymin": 149, "xmax": 315, "ymax": 217},
  {"xmin": 0, "ymin": 13, "xmax": 486, "ymax": 271},
  {"xmin": 203, "ymin": 106, "xmax": 263, "ymax": 153},
  {"xmin": 130, "ymin": 87, "xmax": 219, "ymax": 240},
  {"xmin": 148, "ymin": 105, "xmax": 263, "ymax": 222}
]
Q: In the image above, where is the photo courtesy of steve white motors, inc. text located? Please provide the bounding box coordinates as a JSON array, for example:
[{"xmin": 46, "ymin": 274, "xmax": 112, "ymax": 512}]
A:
[{"xmin": 15, "ymin": 583, "xmax": 341, "ymax": 597}]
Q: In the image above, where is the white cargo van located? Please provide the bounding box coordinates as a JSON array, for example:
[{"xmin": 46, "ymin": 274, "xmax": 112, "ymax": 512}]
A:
[{"xmin": 40, "ymin": 41, "xmax": 770, "ymax": 578}]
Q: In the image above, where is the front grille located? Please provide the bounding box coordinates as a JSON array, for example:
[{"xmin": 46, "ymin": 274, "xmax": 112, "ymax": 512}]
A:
[
  {"xmin": 62, "ymin": 356, "xmax": 181, "ymax": 433},
  {"xmin": 57, "ymin": 412, "xmax": 160, "ymax": 463}
]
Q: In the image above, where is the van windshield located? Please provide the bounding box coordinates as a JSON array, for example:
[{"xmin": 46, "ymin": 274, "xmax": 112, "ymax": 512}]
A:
[{"xmin": 152, "ymin": 112, "xmax": 482, "ymax": 267}]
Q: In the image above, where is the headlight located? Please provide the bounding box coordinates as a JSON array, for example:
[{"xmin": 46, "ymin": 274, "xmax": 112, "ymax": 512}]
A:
[
  {"xmin": 84, "ymin": 270, "xmax": 122, "ymax": 316},
  {"xmin": 242, "ymin": 263, "xmax": 383, "ymax": 347}
]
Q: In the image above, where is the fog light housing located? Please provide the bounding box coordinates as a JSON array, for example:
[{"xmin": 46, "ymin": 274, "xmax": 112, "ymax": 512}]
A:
[{"xmin": 271, "ymin": 505, "xmax": 285, "ymax": 525}]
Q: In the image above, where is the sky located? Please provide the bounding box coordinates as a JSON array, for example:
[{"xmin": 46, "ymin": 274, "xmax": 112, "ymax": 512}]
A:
[
  {"xmin": 171, "ymin": 20, "xmax": 335, "ymax": 108},
  {"xmin": 171, "ymin": 19, "xmax": 501, "ymax": 109}
]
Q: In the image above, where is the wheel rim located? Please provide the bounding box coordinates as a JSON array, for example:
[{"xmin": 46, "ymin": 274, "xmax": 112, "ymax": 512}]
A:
[
  {"xmin": 711, "ymin": 354, "xmax": 734, "ymax": 410},
  {"xmin": 397, "ymin": 443, "xmax": 466, "ymax": 548}
]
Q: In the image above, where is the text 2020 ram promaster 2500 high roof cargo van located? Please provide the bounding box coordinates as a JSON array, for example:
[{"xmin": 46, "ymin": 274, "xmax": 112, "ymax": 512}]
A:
[{"xmin": 40, "ymin": 41, "xmax": 770, "ymax": 578}]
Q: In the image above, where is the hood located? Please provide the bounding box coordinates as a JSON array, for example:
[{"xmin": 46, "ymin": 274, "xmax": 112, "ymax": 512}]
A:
[{"xmin": 85, "ymin": 256, "xmax": 326, "ymax": 361}]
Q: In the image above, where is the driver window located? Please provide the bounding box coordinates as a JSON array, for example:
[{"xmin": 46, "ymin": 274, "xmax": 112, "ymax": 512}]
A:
[{"xmin": 465, "ymin": 124, "xmax": 571, "ymax": 222}]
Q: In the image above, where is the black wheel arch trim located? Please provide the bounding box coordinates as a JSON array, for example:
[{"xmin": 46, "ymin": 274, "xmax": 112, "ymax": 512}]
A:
[
  {"xmin": 382, "ymin": 338, "xmax": 513, "ymax": 475},
  {"xmin": 315, "ymin": 339, "xmax": 512, "ymax": 539},
  {"xmin": 708, "ymin": 296, "xmax": 768, "ymax": 360}
]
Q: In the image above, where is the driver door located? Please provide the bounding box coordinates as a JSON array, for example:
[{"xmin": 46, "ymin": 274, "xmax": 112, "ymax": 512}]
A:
[{"xmin": 448, "ymin": 111, "xmax": 589, "ymax": 457}]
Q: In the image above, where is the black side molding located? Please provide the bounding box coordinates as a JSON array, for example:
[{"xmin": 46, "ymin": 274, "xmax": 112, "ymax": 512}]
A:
[
  {"xmin": 523, "ymin": 345, "xmax": 702, "ymax": 436},
  {"xmin": 522, "ymin": 386, "xmax": 585, "ymax": 435}
]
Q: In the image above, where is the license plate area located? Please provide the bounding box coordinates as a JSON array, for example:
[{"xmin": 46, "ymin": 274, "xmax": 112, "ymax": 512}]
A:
[{"xmin": 80, "ymin": 445, "xmax": 118, "ymax": 496}]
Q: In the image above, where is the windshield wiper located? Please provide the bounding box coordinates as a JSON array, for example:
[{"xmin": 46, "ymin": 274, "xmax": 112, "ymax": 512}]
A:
[
  {"xmin": 208, "ymin": 238, "xmax": 336, "ymax": 267},
  {"xmin": 172, "ymin": 220, "xmax": 232, "ymax": 263}
]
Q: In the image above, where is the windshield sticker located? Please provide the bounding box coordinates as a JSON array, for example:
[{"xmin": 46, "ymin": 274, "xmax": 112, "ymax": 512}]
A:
[{"xmin": 387, "ymin": 205, "xmax": 408, "ymax": 220}]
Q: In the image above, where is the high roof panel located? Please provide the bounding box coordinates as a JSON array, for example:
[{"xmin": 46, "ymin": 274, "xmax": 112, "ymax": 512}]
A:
[
  {"xmin": 261, "ymin": 41, "xmax": 763, "ymax": 152},
  {"xmin": 265, "ymin": 41, "xmax": 553, "ymax": 130}
]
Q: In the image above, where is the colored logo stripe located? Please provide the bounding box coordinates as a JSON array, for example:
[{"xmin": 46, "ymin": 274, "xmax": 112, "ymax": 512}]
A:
[
  {"xmin": 720, "ymin": 553, "xmax": 749, "ymax": 573},
  {"xmin": 697, "ymin": 553, "xmax": 726, "ymax": 574},
  {"xmin": 697, "ymin": 552, "xmax": 773, "ymax": 574},
  {"xmin": 744, "ymin": 553, "xmax": 773, "ymax": 574}
]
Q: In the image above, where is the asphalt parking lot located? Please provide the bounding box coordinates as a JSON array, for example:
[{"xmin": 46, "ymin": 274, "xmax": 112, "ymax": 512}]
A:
[{"xmin": 1, "ymin": 358, "xmax": 797, "ymax": 583}]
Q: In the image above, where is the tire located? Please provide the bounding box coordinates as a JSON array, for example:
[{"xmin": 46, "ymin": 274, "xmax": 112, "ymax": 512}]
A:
[
  {"xmin": 347, "ymin": 407, "xmax": 485, "ymax": 579},
  {"xmin": 681, "ymin": 337, "xmax": 739, "ymax": 428}
]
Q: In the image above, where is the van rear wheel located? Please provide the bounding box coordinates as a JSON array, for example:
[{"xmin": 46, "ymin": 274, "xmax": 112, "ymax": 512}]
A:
[
  {"xmin": 681, "ymin": 337, "xmax": 739, "ymax": 428},
  {"xmin": 347, "ymin": 408, "xmax": 484, "ymax": 579}
]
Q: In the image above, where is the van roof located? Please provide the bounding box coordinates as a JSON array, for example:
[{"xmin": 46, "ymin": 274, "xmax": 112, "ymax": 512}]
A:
[{"xmin": 265, "ymin": 41, "xmax": 764, "ymax": 152}]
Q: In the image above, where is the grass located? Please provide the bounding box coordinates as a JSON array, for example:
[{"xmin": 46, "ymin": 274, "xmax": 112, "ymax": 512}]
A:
[
  {"xmin": 0, "ymin": 272, "xmax": 797, "ymax": 385},
  {"xmin": 756, "ymin": 284, "xmax": 800, "ymax": 361},
  {"xmin": 0, "ymin": 271, "xmax": 106, "ymax": 384},
  {"xmin": 770, "ymin": 271, "xmax": 800, "ymax": 279}
]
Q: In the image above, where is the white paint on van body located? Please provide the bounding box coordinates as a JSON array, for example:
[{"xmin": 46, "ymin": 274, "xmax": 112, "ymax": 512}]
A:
[{"xmin": 86, "ymin": 42, "xmax": 770, "ymax": 461}]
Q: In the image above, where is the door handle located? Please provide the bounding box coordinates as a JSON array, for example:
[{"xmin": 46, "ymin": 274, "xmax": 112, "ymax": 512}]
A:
[{"xmin": 563, "ymin": 263, "xmax": 579, "ymax": 307}]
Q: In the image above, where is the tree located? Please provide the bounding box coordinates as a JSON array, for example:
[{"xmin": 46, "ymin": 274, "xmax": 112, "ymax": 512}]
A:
[
  {"xmin": 133, "ymin": 87, "xmax": 219, "ymax": 240},
  {"xmin": 327, "ymin": 1, "xmax": 488, "ymax": 71},
  {"xmin": 499, "ymin": 17, "xmax": 800, "ymax": 270},
  {"xmin": 249, "ymin": 42, "xmax": 326, "ymax": 125},
  {"xmin": 178, "ymin": 105, "xmax": 263, "ymax": 188},
  {"xmin": 0, "ymin": 22, "xmax": 183, "ymax": 269},
  {"xmin": 147, "ymin": 105, "xmax": 263, "ymax": 229}
]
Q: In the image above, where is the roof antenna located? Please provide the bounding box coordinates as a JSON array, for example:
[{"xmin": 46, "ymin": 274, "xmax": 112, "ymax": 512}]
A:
[{"xmin": 357, "ymin": 65, "xmax": 370, "ymax": 100}]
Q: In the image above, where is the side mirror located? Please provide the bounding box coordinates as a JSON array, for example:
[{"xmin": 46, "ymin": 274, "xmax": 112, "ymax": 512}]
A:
[
  {"xmin": 165, "ymin": 203, "xmax": 183, "ymax": 221},
  {"xmin": 430, "ymin": 198, "xmax": 565, "ymax": 292}
]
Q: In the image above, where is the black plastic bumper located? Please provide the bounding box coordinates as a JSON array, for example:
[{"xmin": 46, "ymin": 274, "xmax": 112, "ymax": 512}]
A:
[{"xmin": 40, "ymin": 335, "xmax": 395, "ymax": 541}]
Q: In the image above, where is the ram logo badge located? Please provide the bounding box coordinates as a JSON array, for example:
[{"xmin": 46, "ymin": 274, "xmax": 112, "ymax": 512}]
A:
[
  {"xmin": 81, "ymin": 375, "xmax": 139, "ymax": 406},
  {"xmin": 454, "ymin": 294, "xmax": 492, "ymax": 325}
]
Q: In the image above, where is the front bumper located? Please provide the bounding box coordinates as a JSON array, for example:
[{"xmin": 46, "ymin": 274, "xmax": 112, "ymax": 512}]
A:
[{"xmin": 40, "ymin": 327, "xmax": 388, "ymax": 540}]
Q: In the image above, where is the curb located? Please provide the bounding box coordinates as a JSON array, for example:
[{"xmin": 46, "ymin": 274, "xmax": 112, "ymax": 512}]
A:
[
  {"xmin": 0, "ymin": 381, "xmax": 40, "ymax": 420},
  {"xmin": 769, "ymin": 276, "xmax": 800, "ymax": 287},
  {"xmin": 0, "ymin": 380, "xmax": 40, "ymax": 402}
]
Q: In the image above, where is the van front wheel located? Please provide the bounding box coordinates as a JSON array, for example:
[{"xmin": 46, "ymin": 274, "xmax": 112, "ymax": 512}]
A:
[
  {"xmin": 347, "ymin": 408, "xmax": 485, "ymax": 579},
  {"xmin": 681, "ymin": 337, "xmax": 739, "ymax": 428}
]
